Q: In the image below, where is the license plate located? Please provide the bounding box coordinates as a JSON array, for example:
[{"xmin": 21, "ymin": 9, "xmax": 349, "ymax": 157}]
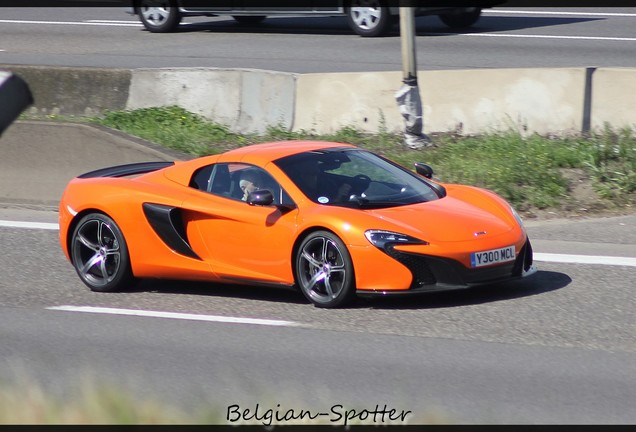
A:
[{"xmin": 470, "ymin": 245, "xmax": 516, "ymax": 268}]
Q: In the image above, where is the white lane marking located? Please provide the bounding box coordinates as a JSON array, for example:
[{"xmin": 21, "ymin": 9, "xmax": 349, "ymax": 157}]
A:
[
  {"xmin": 0, "ymin": 220, "xmax": 59, "ymax": 230},
  {"xmin": 486, "ymin": 10, "xmax": 636, "ymax": 18},
  {"xmin": 534, "ymin": 252, "xmax": 636, "ymax": 267},
  {"xmin": 47, "ymin": 306, "xmax": 300, "ymax": 327},
  {"xmin": 461, "ymin": 33, "xmax": 636, "ymax": 42},
  {"xmin": 3, "ymin": 220, "xmax": 635, "ymax": 267},
  {"xmin": 0, "ymin": 19, "xmax": 141, "ymax": 27},
  {"xmin": 86, "ymin": 20, "xmax": 141, "ymax": 24}
]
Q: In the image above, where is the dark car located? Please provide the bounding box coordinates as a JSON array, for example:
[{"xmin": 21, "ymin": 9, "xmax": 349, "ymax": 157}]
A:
[{"xmin": 127, "ymin": 1, "xmax": 502, "ymax": 37}]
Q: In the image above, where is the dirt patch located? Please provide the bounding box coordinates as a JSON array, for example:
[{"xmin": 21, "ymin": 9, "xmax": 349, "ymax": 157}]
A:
[{"xmin": 521, "ymin": 168, "xmax": 635, "ymax": 221}]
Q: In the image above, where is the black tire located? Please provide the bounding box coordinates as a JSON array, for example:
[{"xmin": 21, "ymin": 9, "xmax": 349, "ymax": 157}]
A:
[
  {"xmin": 137, "ymin": 0, "xmax": 181, "ymax": 33},
  {"xmin": 345, "ymin": 2, "xmax": 395, "ymax": 37},
  {"xmin": 71, "ymin": 213, "xmax": 134, "ymax": 293},
  {"xmin": 294, "ymin": 231, "xmax": 356, "ymax": 308},
  {"xmin": 232, "ymin": 15, "xmax": 267, "ymax": 25},
  {"xmin": 438, "ymin": 8, "xmax": 482, "ymax": 29}
]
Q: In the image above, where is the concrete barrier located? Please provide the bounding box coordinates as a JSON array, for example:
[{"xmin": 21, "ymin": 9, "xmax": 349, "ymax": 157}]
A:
[
  {"xmin": 294, "ymin": 68, "xmax": 591, "ymax": 135},
  {"xmin": 2, "ymin": 63, "xmax": 635, "ymax": 136},
  {"xmin": 591, "ymin": 68, "xmax": 636, "ymax": 131},
  {"xmin": 3, "ymin": 65, "xmax": 131, "ymax": 117},
  {"xmin": 127, "ymin": 68, "xmax": 296, "ymax": 134},
  {"xmin": 294, "ymin": 71, "xmax": 404, "ymax": 134},
  {"xmin": 420, "ymin": 68, "xmax": 589, "ymax": 136}
]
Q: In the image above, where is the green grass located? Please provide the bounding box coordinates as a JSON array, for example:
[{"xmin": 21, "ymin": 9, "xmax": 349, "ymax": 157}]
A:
[
  {"xmin": 585, "ymin": 125, "xmax": 636, "ymax": 200},
  {"xmin": 0, "ymin": 377, "xmax": 214, "ymax": 424},
  {"xmin": 0, "ymin": 377, "xmax": 453, "ymax": 425},
  {"xmin": 86, "ymin": 106, "xmax": 636, "ymax": 214}
]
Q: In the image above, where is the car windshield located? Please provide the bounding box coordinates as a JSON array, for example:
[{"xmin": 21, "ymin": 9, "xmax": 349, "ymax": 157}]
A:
[{"xmin": 274, "ymin": 148, "xmax": 441, "ymax": 209}]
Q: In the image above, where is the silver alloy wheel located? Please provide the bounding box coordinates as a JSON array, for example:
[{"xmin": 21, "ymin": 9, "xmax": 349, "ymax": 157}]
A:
[
  {"xmin": 297, "ymin": 235, "xmax": 348, "ymax": 305},
  {"xmin": 140, "ymin": 6, "xmax": 171, "ymax": 27},
  {"xmin": 345, "ymin": 2, "xmax": 392, "ymax": 37},
  {"xmin": 349, "ymin": 7, "xmax": 382, "ymax": 31},
  {"xmin": 73, "ymin": 218, "xmax": 121, "ymax": 288},
  {"xmin": 137, "ymin": 0, "xmax": 181, "ymax": 32}
]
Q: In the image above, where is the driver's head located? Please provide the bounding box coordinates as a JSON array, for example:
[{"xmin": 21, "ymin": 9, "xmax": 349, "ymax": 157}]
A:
[{"xmin": 239, "ymin": 170, "xmax": 261, "ymax": 199}]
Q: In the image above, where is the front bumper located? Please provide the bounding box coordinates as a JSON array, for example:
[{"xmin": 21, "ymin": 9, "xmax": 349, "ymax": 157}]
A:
[{"xmin": 359, "ymin": 238, "xmax": 536, "ymax": 295}]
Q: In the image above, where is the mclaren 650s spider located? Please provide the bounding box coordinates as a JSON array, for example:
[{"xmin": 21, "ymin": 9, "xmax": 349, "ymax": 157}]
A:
[{"xmin": 59, "ymin": 140, "xmax": 537, "ymax": 308}]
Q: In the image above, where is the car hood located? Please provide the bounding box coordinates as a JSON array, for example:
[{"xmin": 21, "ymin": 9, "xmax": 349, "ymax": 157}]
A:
[{"xmin": 366, "ymin": 195, "xmax": 516, "ymax": 243}]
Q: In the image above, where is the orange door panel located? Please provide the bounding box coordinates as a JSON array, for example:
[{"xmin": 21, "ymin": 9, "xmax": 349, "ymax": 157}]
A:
[{"xmin": 183, "ymin": 193, "xmax": 299, "ymax": 285}]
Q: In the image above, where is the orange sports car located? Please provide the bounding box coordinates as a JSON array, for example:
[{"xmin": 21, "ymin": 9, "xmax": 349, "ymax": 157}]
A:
[{"xmin": 59, "ymin": 140, "xmax": 536, "ymax": 308}]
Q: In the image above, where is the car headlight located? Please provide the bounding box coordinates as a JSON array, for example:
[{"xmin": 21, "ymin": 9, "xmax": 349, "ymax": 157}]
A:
[
  {"xmin": 510, "ymin": 206, "xmax": 525, "ymax": 229},
  {"xmin": 364, "ymin": 230, "xmax": 428, "ymax": 249}
]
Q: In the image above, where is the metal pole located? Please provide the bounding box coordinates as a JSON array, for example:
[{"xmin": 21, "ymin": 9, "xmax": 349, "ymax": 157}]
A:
[
  {"xmin": 395, "ymin": 6, "xmax": 431, "ymax": 149},
  {"xmin": 400, "ymin": 6, "xmax": 417, "ymax": 86}
]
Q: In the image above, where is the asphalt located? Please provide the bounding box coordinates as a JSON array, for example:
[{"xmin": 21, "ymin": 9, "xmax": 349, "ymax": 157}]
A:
[{"xmin": 0, "ymin": 121, "xmax": 188, "ymax": 208}]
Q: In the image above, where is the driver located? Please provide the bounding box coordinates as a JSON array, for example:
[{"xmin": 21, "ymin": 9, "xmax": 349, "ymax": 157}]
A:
[{"xmin": 239, "ymin": 170, "xmax": 262, "ymax": 201}]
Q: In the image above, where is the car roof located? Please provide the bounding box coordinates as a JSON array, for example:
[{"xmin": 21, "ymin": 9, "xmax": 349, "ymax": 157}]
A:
[
  {"xmin": 158, "ymin": 140, "xmax": 359, "ymax": 186},
  {"xmin": 224, "ymin": 140, "xmax": 357, "ymax": 164}
]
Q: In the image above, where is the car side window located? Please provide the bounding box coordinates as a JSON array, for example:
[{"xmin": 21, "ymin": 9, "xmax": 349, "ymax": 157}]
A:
[
  {"xmin": 189, "ymin": 165, "xmax": 213, "ymax": 191},
  {"xmin": 189, "ymin": 164, "xmax": 232, "ymax": 197},
  {"xmin": 231, "ymin": 164, "xmax": 294, "ymax": 206},
  {"xmin": 189, "ymin": 163, "xmax": 294, "ymax": 206}
]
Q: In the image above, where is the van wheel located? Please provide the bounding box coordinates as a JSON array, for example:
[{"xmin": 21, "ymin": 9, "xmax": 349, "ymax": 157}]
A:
[
  {"xmin": 138, "ymin": 0, "xmax": 182, "ymax": 33},
  {"xmin": 345, "ymin": 2, "xmax": 395, "ymax": 37}
]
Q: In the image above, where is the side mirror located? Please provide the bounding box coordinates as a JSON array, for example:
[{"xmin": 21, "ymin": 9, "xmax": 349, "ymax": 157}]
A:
[
  {"xmin": 247, "ymin": 189, "xmax": 274, "ymax": 206},
  {"xmin": 414, "ymin": 163, "xmax": 434, "ymax": 179},
  {"xmin": 414, "ymin": 162, "xmax": 446, "ymax": 198}
]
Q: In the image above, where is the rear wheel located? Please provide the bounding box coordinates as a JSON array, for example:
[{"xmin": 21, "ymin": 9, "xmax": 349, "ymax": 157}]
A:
[
  {"xmin": 137, "ymin": 0, "xmax": 181, "ymax": 33},
  {"xmin": 71, "ymin": 213, "xmax": 134, "ymax": 292},
  {"xmin": 345, "ymin": 1, "xmax": 395, "ymax": 37},
  {"xmin": 438, "ymin": 8, "xmax": 482, "ymax": 29},
  {"xmin": 295, "ymin": 231, "xmax": 356, "ymax": 308}
]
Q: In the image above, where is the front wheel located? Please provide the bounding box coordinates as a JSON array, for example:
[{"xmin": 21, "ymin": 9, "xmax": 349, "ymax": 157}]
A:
[
  {"xmin": 295, "ymin": 231, "xmax": 356, "ymax": 308},
  {"xmin": 345, "ymin": 2, "xmax": 395, "ymax": 37},
  {"xmin": 137, "ymin": 0, "xmax": 181, "ymax": 33},
  {"xmin": 70, "ymin": 213, "xmax": 134, "ymax": 293},
  {"xmin": 438, "ymin": 8, "xmax": 482, "ymax": 29}
]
